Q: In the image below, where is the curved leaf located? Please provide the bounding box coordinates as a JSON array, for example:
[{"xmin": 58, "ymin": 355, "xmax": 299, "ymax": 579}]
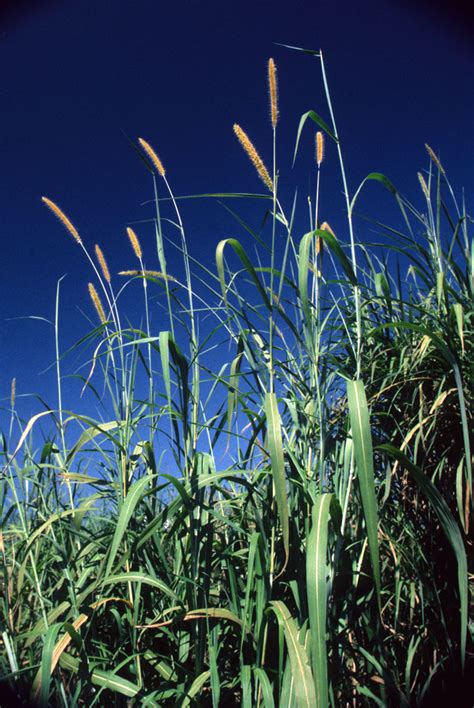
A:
[
  {"xmin": 268, "ymin": 601, "xmax": 316, "ymax": 708},
  {"xmin": 216, "ymin": 237, "xmax": 270, "ymax": 310},
  {"xmin": 293, "ymin": 111, "xmax": 338, "ymax": 166},
  {"xmin": 104, "ymin": 475, "xmax": 155, "ymax": 578}
]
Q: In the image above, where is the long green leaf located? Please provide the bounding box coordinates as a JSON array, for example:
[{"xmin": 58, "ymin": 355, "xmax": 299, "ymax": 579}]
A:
[
  {"xmin": 268, "ymin": 601, "xmax": 316, "ymax": 708},
  {"xmin": 254, "ymin": 668, "xmax": 275, "ymax": 708},
  {"xmin": 216, "ymin": 237, "xmax": 271, "ymax": 310},
  {"xmin": 104, "ymin": 475, "xmax": 155, "ymax": 578},
  {"xmin": 66, "ymin": 420, "xmax": 120, "ymax": 464},
  {"xmin": 182, "ymin": 670, "xmax": 210, "ymax": 707},
  {"xmin": 293, "ymin": 110, "xmax": 338, "ymax": 166},
  {"xmin": 347, "ymin": 380, "xmax": 381, "ymax": 608},
  {"xmin": 349, "ymin": 172, "xmax": 398, "ymax": 214},
  {"xmin": 317, "ymin": 228, "xmax": 357, "ymax": 285},
  {"xmin": 58, "ymin": 652, "xmax": 140, "ymax": 696},
  {"xmin": 33, "ymin": 622, "xmax": 62, "ymax": 706},
  {"xmin": 306, "ymin": 494, "xmax": 332, "ymax": 708},
  {"xmin": 265, "ymin": 393, "xmax": 290, "ymax": 565},
  {"xmin": 102, "ymin": 572, "xmax": 176, "ymax": 599},
  {"xmin": 159, "ymin": 330, "xmax": 172, "ymax": 409},
  {"xmin": 298, "ymin": 231, "xmax": 314, "ymax": 325}
]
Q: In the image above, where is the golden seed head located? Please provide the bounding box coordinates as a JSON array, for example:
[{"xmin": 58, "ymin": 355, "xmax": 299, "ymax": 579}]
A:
[
  {"xmin": 425, "ymin": 144, "xmax": 445, "ymax": 174},
  {"xmin": 268, "ymin": 58, "xmax": 279, "ymax": 129},
  {"xmin": 119, "ymin": 269, "xmax": 176, "ymax": 281},
  {"xmin": 316, "ymin": 131, "xmax": 324, "ymax": 166},
  {"xmin": 10, "ymin": 377, "xmax": 16, "ymax": 408},
  {"xmin": 233, "ymin": 124, "xmax": 273, "ymax": 192},
  {"xmin": 418, "ymin": 172, "xmax": 430, "ymax": 200},
  {"xmin": 138, "ymin": 137, "xmax": 166, "ymax": 176},
  {"xmin": 126, "ymin": 227, "xmax": 142, "ymax": 260},
  {"xmin": 95, "ymin": 244, "xmax": 111, "ymax": 283},
  {"xmin": 42, "ymin": 197, "xmax": 82, "ymax": 245},
  {"xmin": 88, "ymin": 283, "xmax": 107, "ymax": 324}
]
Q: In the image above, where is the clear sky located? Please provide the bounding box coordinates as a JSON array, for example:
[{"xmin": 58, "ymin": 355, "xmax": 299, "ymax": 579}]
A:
[{"xmin": 1, "ymin": 0, "xmax": 473, "ymax": 421}]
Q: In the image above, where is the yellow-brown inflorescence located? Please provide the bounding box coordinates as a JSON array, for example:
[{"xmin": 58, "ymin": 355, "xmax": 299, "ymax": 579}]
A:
[
  {"xmin": 126, "ymin": 227, "xmax": 143, "ymax": 260},
  {"xmin": 42, "ymin": 197, "xmax": 82, "ymax": 245},
  {"xmin": 88, "ymin": 283, "xmax": 107, "ymax": 324},
  {"xmin": 418, "ymin": 172, "xmax": 430, "ymax": 200},
  {"xmin": 233, "ymin": 124, "xmax": 273, "ymax": 192},
  {"xmin": 316, "ymin": 131, "xmax": 324, "ymax": 167},
  {"xmin": 425, "ymin": 144, "xmax": 445, "ymax": 174},
  {"xmin": 119, "ymin": 270, "xmax": 176, "ymax": 281},
  {"xmin": 95, "ymin": 244, "xmax": 111, "ymax": 283},
  {"xmin": 10, "ymin": 377, "xmax": 16, "ymax": 408},
  {"xmin": 268, "ymin": 58, "xmax": 278, "ymax": 129},
  {"xmin": 138, "ymin": 138, "xmax": 166, "ymax": 177}
]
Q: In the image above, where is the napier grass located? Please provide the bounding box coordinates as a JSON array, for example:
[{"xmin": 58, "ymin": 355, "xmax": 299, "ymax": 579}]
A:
[{"xmin": 1, "ymin": 49, "xmax": 472, "ymax": 706}]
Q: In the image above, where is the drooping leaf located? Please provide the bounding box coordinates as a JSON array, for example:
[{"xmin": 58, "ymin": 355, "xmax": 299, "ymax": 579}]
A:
[{"xmin": 268, "ymin": 601, "xmax": 316, "ymax": 708}]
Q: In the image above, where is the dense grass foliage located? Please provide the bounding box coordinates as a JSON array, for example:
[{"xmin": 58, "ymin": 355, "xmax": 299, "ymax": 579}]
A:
[{"xmin": 1, "ymin": 49, "xmax": 472, "ymax": 706}]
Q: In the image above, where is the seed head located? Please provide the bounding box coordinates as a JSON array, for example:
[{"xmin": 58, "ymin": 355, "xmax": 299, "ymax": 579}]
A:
[
  {"xmin": 138, "ymin": 138, "xmax": 166, "ymax": 176},
  {"xmin": 88, "ymin": 283, "xmax": 107, "ymax": 324},
  {"xmin": 268, "ymin": 58, "xmax": 279, "ymax": 129},
  {"xmin": 233, "ymin": 124, "xmax": 273, "ymax": 192},
  {"xmin": 95, "ymin": 244, "xmax": 111, "ymax": 283},
  {"xmin": 418, "ymin": 172, "xmax": 430, "ymax": 200},
  {"xmin": 126, "ymin": 227, "xmax": 142, "ymax": 259},
  {"xmin": 316, "ymin": 131, "xmax": 324, "ymax": 167},
  {"xmin": 42, "ymin": 197, "xmax": 82, "ymax": 245},
  {"xmin": 119, "ymin": 269, "xmax": 175, "ymax": 281},
  {"xmin": 425, "ymin": 144, "xmax": 445, "ymax": 174},
  {"xmin": 10, "ymin": 377, "xmax": 16, "ymax": 408}
]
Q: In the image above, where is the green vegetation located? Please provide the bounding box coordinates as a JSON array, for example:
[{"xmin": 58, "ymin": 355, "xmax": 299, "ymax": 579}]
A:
[{"xmin": 1, "ymin": 48, "xmax": 472, "ymax": 706}]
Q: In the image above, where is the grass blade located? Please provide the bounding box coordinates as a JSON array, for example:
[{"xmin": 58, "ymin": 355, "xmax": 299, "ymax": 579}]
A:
[
  {"xmin": 104, "ymin": 475, "xmax": 155, "ymax": 578},
  {"xmin": 347, "ymin": 379, "xmax": 381, "ymax": 608},
  {"xmin": 265, "ymin": 393, "xmax": 290, "ymax": 567},
  {"xmin": 268, "ymin": 601, "xmax": 316, "ymax": 708},
  {"xmin": 306, "ymin": 494, "xmax": 332, "ymax": 708}
]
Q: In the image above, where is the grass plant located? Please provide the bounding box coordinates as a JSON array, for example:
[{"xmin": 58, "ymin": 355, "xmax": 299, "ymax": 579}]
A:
[{"xmin": 1, "ymin": 48, "xmax": 472, "ymax": 707}]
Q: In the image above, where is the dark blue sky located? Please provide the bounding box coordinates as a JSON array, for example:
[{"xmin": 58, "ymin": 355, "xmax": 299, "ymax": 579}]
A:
[{"xmin": 1, "ymin": 0, "xmax": 473, "ymax": 419}]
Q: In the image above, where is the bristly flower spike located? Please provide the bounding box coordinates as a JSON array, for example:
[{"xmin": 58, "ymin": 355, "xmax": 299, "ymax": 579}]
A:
[
  {"xmin": 138, "ymin": 138, "xmax": 166, "ymax": 177},
  {"xmin": 268, "ymin": 58, "xmax": 278, "ymax": 129},
  {"xmin": 42, "ymin": 197, "xmax": 82, "ymax": 245},
  {"xmin": 95, "ymin": 244, "xmax": 111, "ymax": 283},
  {"xmin": 126, "ymin": 227, "xmax": 143, "ymax": 260},
  {"xmin": 316, "ymin": 131, "xmax": 324, "ymax": 167},
  {"xmin": 425, "ymin": 144, "xmax": 445, "ymax": 174},
  {"xmin": 119, "ymin": 269, "xmax": 175, "ymax": 281},
  {"xmin": 418, "ymin": 172, "xmax": 430, "ymax": 200},
  {"xmin": 233, "ymin": 124, "xmax": 273, "ymax": 192},
  {"xmin": 88, "ymin": 283, "xmax": 107, "ymax": 324}
]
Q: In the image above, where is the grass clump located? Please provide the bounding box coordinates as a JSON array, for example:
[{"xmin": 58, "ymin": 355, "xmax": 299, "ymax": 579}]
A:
[{"xmin": 1, "ymin": 48, "xmax": 472, "ymax": 707}]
